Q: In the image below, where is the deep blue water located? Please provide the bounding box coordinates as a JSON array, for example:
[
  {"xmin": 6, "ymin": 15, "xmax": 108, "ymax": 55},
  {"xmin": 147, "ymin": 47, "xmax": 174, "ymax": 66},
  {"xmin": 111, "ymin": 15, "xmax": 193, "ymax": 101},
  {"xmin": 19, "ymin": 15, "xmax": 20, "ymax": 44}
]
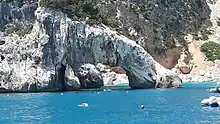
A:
[{"xmin": 0, "ymin": 82, "xmax": 220, "ymax": 124}]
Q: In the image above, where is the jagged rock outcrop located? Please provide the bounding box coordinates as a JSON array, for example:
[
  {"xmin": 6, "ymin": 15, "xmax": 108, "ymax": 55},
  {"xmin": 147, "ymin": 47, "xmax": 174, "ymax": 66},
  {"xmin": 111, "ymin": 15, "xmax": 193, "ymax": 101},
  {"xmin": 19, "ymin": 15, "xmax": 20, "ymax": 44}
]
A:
[
  {"xmin": 64, "ymin": 64, "xmax": 81, "ymax": 90},
  {"xmin": 102, "ymin": 72, "xmax": 128, "ymax": 86},
  {"xmin": 0, "ymin": 7, "xmax": 182, "ymax": 92},
  {"xmin": 95, "ymin": 63, "xmax": 128, "ymax": 86},
  {"xmin": 75, "ymin": 64, "xmax": 104, "ymax": 89}
]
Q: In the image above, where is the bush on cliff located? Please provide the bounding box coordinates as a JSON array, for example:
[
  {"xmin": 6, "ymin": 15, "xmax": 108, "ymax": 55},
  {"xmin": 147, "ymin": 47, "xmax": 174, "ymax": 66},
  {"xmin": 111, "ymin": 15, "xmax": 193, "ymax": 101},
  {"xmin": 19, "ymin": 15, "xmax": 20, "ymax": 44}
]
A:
[
  {"xmin": 200, "ymin": 41, "xmax": 220, "ymax": 61},
  {"xmin": 6, "ymin": 26, "xmax": 33, "ymax": 36},
  {"xmin": 39, "ymin": 0, "xmax": 119, "ymax": 27}
]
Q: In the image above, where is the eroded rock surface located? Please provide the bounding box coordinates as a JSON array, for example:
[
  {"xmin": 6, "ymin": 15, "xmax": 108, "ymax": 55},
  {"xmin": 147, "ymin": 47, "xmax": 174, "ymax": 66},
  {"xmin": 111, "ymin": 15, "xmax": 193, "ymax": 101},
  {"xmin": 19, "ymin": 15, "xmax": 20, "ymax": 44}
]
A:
[
  {"xmin": 75, "ymin": 64, "xmax": 103, "ymax": 89},
  {"xmin": 0, "ymin": 7, "xmax": 182, "ymax": 92},
  {"xmin": 0, "ymin": 0, "xmax": 213, "ymax": 92}
]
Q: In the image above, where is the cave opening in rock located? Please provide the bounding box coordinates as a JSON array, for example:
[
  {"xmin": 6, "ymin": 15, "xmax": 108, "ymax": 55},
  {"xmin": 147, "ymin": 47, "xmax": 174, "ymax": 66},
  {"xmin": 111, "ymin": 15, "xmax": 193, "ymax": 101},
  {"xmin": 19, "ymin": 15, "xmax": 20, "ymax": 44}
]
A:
[
  {"xmin": 58, "ymin": 64, "xmax": 66, "ymax": 90},
  {"xmin": 0, "ymin": 55, "xmax": 5, "ymax": 61},
  {"xmin": 0, "ymin": 40, "xmax": 5, "ymax": 45},
  {"xmin": 107, "ymin": 65, "xmax": 129, "ymax": 86}
]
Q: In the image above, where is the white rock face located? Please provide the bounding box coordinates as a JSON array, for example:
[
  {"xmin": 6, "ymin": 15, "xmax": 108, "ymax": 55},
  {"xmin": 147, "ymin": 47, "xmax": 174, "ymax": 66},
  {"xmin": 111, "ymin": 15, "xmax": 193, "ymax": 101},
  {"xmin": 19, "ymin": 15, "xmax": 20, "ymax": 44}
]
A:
[{"xmin": 0, "ymin": 7, "xmax": 182, "ymax": 92}]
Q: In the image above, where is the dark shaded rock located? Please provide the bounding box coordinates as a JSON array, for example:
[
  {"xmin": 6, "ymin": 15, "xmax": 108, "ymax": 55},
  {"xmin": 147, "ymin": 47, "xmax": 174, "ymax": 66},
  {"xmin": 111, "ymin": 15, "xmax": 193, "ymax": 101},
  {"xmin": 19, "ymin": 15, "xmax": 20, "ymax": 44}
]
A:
[
  {"xmin": 0, "ymin": 55, "xmax": 5, "ymax": 61},
  {"xmin": 127, "ymin": 70, "xmax": 155, "ymax": 89},
  {"xmin": 75, "ymin": 64, "xmax": 104, "ymax": 89},
  {"xmin": 0, "ymin": 87, "xmax": 10, "ymax": 93},
  {"xmin": 0, "ymin": 40, "xmax": 5, "ymax": 45},
  {"xmin": 156, "ymin": 73, "xmax": 182, "ymax": 88},
  {"xmin": 21, "ymin": 82, "xmax": 29, "ymax": 92},
  {"xmin": 29, "ymin": 83, "xmax": 37, "ymax": 91}
]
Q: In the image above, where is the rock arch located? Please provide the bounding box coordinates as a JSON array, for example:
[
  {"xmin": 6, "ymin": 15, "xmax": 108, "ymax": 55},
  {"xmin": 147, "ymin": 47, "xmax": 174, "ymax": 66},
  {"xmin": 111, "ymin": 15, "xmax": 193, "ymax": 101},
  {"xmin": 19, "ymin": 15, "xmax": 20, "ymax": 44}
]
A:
[
  {"xmin": 0, "ymin": 8, "xmax": 181, "ymax": 92},
  {"xmin": 37, "ymin": 8, "xmax": 181, "ymax": 89}
]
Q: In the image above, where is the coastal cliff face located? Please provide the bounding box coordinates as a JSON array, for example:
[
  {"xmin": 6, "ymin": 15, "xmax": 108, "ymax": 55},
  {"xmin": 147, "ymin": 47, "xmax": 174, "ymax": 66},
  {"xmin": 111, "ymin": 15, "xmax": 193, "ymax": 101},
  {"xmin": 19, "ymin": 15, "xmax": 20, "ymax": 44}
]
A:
[
  {"xmin": 0, "ymin": 7, "xmax": 181, "ymax": 92},
  {"xmin": 0, "ymin": 0, "xmax": 211, "ymax": 92},
  {"xmin": 38, "ymin": 0, "xmax": 211, "ymax": 68},
  {"xmin": 97, "ymin": 0, "xmax": 211, "ymax": 69},
  {"xmin": 174, "ymin": 0, "xmax": 220, "ymax": 82},
  {"xmin": 0, "ymin": 0, "xmax": 211, "ymax": 68}
]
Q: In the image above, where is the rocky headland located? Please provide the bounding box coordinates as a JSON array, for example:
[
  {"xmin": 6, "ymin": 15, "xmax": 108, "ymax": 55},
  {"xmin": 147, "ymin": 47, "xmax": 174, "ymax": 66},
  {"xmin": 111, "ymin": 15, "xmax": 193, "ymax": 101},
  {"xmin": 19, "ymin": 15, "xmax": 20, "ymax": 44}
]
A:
[{"xmin": 0, "ymin": 0, "xmax": 217, "ymax": 92}]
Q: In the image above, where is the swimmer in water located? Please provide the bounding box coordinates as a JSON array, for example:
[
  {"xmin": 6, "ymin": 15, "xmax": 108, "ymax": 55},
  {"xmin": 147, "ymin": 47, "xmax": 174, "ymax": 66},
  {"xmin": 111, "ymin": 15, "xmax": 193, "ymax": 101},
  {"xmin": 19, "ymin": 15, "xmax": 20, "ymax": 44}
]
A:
[{"xmin": 140, "ymin": 105, "xmax": 145, "ymax": 110}]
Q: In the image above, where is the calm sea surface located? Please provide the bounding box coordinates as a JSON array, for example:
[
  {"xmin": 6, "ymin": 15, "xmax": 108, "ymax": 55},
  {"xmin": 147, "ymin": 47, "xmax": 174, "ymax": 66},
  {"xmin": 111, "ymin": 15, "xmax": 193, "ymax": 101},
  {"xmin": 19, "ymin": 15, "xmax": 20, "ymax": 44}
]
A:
[{"xmin": 0, "ymin": 82, "xmax": 220, "ymax": 124}]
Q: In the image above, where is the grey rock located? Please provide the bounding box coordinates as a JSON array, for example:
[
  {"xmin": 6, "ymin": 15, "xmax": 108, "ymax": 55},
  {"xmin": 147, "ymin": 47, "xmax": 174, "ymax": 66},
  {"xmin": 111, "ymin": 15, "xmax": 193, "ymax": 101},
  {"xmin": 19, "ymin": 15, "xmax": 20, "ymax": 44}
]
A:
[
  {"xmin": 0, "ymin": 6, "xmax": 184, "ymax": 92},
  {"xmin": 156, "ymin": 72, "xmax": 182, "ymax": 88},
  {"xmin": 0, "ymin": 0, "xmax": 37, "ymax": 31},
  {"xmin": 75, "ymin": 64, "xmax": 104, "ymax": 89},
  {"xmin": 103, "ymin": 71, "xmax": 128, "ymax": 86},
  {"xmin": 64, "ymin": 64, "xmax": 81, "ymax": 90}
]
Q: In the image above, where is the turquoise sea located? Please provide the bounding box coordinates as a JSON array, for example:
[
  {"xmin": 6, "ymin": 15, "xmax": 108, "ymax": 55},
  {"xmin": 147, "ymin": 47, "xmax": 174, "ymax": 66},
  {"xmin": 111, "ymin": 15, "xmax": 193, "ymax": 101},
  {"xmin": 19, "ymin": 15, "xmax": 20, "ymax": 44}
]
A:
[{"xmin": 0, "ymin": 82, "xmax": 220, "ymax": 124}]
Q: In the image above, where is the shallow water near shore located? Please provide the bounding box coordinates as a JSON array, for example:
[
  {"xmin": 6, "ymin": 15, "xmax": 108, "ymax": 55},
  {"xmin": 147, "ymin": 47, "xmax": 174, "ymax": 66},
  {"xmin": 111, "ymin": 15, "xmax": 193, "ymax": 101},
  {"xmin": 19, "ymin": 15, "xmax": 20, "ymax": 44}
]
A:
[{"xmin": 0, "ymin": 82, "xmax": 219, "ymax": 124}]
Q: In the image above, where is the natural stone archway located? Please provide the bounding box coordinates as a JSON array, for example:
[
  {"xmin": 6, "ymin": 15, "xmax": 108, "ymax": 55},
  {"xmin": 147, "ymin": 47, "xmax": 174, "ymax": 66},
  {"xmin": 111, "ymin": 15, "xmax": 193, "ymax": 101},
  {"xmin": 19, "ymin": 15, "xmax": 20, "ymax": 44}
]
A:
[
  {"xmin": 0, "ymin": 0, "xmax": 213, "ymax": 92},
  {"xmin": 0, "ymin": 8, "xmax": 181, "ymax": 92},
  {"xmin": 37, "ymin": 8, "xmax": 181, "ymax": 89}
]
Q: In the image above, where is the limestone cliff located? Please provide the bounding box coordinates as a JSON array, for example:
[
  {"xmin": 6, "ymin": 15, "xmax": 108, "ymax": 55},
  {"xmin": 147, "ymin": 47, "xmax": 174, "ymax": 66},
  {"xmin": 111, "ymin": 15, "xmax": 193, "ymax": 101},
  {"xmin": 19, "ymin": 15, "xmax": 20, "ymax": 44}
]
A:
[
  {"xmin": 0, "ymin": 0, "xmax": 212, "ymax": 92},
  {"xmin": 0, "ymin": 6, "xmax": 182, "ymax": 92},
  {"xmin": 38, "ymin": 0, "xmax": 211, "ymax": 69}
]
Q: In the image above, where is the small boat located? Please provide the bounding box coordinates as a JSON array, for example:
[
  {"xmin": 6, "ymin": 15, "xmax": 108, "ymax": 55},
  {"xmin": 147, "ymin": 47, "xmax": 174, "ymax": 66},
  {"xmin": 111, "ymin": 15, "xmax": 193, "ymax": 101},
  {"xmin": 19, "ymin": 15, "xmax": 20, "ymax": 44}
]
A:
[
  {"xmin": 78, "ymin": 103, "xmax": 89, "ymax": 107},
  {"xmin": 201, "ymin": 96, "xmax": 220, "ymax": 107},
  {"xmin": 209, "ymin": 82, "xmax": 220, "ymax": 93},
  {"xmin": 209, "ymin": 88, "xmax": 220, "ymax": 93},
  {"xmin": 201, "ymin": 99, "xmax": 209, "ymax": 107}
]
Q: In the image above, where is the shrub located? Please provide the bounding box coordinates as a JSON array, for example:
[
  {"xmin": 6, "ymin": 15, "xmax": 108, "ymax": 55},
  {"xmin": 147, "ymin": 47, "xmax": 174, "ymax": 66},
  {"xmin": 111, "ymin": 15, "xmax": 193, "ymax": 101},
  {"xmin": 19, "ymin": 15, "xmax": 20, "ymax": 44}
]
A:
[
  {"xmin": 200, "ymin": 41, "xmax": 220, "ymax": 61},
  {"xmin": 39, "ymin": 0, "xmax": 99, "ymax": 21},
  {"xmin": 101, "ymin": 16, "xmax": 119, "ymax": 28},
  {"xmin": 39, "ymin": 0, "xmax": 55, "ymax": 8},
  {"xmin": 6, "ymin": 26, "xmax": 33, "ymax": 36},
  {"xmin": 17, "ymin": 0, "xmax": 24, "ymax": 8},
  {"xmin": 39, "ymin": 0, "xmax": 119, "ymax": 27},
  {"xmin": 15, "ymin": 26, "xmax": 33, "ymax": 36}
]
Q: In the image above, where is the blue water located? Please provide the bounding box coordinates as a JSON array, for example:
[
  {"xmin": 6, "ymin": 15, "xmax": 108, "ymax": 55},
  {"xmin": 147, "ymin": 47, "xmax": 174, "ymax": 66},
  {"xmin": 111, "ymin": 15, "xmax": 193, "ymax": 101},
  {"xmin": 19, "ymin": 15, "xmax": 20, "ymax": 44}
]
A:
[{"xmin": 0, "ymin": 82, "xmax": 220, "ymax": 124}]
